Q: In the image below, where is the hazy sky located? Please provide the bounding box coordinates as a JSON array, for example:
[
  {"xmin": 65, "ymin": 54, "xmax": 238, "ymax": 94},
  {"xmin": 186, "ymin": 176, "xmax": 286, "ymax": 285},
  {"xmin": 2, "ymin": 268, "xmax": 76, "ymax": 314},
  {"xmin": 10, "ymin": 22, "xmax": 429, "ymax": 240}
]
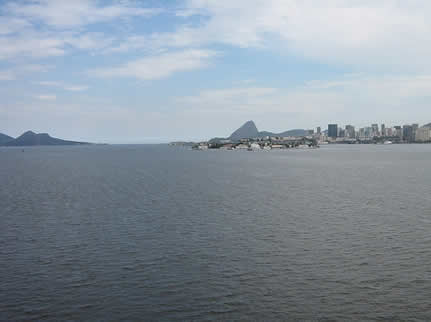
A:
[{"xmin": 2, "ymin": 0, "xmax": 431, "ymax": 142}]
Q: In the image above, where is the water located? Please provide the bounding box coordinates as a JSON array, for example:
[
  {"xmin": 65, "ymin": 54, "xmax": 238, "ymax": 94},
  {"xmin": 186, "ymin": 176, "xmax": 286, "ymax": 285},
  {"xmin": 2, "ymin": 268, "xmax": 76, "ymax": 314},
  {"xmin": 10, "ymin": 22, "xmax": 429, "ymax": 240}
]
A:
[{"xmin": 1, "ymin": 144, "xmax": 431, "ymax": 321}]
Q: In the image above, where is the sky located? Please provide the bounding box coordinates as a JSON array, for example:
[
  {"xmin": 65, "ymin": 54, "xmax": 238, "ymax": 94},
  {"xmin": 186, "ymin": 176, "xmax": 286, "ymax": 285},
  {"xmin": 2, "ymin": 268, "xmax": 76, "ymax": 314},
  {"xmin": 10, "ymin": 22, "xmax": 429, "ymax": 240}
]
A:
[{"xmin": 1, "ymin": 0, "xmax": 431, "ymax": 143}]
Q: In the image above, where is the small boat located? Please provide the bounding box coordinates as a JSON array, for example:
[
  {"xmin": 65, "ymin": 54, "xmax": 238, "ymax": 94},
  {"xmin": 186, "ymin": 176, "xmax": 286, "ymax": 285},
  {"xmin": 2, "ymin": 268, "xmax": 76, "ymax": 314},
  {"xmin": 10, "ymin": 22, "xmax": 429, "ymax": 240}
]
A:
[{"xmin": 384, "ymin": 141, "xmax": 393, "ymax": 145}]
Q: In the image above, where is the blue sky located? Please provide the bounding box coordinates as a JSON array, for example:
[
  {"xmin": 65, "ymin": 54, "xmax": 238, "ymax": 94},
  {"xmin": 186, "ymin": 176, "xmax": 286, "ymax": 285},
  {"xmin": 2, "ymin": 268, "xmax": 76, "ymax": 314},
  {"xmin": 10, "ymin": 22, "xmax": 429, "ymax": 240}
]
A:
[{"xmin": 1, "ymin": 0, "xmax": 431, "ymax": 143}]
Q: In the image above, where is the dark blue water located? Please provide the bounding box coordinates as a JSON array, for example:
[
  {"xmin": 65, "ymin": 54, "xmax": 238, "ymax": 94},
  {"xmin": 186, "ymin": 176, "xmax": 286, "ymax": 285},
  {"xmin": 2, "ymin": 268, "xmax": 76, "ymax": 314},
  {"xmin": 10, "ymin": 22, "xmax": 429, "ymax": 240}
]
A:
[{"xmin": 1, "ymin": 144, "xmax": 431, "ymax": 321}]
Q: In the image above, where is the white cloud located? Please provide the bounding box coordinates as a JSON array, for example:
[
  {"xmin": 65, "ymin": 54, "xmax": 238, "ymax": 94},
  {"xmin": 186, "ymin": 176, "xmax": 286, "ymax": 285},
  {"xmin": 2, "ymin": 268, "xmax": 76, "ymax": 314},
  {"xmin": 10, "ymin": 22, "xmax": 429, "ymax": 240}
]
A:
[
  {"xmin": 178, "ymin": 87, "xmax": 277, "ymax": 108},
  {"xmin": 35, "ymin": 81, "xmax": 88, "ymax": 91},
  {"xmin": 90, "ymin": 49, "xmax": 218, "ymax": 80},
  {"xmin": 6, "ymin": 0, "xmax": 160, "ymax": 28},
  {"xmin": 0, "ymin": 70, "xmax": 15, "ymax": 81},
  {"xmin": 0, "ymin": 64, "xmax": 51, "ymax": 81},
  {"xmin": 35, "ymin": 94, "xmax": 56, "ymax": 100},
  {"xmin": 174, "ymin": 73, "xmax": 431, "ymax": 134},
  {"xmin": 0, "ymin": 0, "xmax": 158, "ymax": 60},
  {"xmin": 19, "ymin": 64, "xmax": 53, "ymax": 72},
  {"xmin": 0, "ymin": 32, "xmax": 65, "ymax": 59},
  {"xmin": 133, "ymin": 0, "xmax": 431, "ymax": 70},
  {"xmin": 36, "ymin": 81, "xmax": 61, "ymax": 86},
  {"xmin": 0, "ymin": 17, "xmax": 31, "ymax": 35},
  {"xmin": 64, "ymin": 32, "xmax": 114, "ymax": 50},
  {"xmin": 303, "ymin": 74, "xmax": 431, "ymax": 100},
  {"xmin": 5, "ymin": 0, "xmax": 430, "ymax": 71},
  {"xmin": 63, "ymin": 85, "xmax": 89, "ymax": 92},
  {"xmin": 106, "ymin": 27, "xmax": 208, "ymax": 54},
  {"xmin": 0, "ymin": 30, "xmax": 116, "ymax": 59}
]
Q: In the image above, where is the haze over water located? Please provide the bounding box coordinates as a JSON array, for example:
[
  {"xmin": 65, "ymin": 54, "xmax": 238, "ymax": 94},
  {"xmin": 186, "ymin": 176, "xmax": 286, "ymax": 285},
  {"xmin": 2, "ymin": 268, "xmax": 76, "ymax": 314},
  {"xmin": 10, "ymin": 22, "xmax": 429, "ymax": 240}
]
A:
[{"xmin": 1, "ymin": 144, "xmax": 431, "ymax": 321}]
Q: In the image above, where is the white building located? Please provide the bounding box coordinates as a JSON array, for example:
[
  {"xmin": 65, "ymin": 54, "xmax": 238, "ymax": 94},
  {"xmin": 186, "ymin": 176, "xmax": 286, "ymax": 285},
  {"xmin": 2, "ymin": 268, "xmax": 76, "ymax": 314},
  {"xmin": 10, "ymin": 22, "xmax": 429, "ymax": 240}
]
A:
[
  {"xmin": 250, "ymin": 143, "xmax": 261, "ymax": 150},
  {"xmin": 236, "ymin": 144, "xmax": 249, "ymax": 149},
  {"xmin": 415, "ymin": 127, "xmax": 431, "ymax": 142}
]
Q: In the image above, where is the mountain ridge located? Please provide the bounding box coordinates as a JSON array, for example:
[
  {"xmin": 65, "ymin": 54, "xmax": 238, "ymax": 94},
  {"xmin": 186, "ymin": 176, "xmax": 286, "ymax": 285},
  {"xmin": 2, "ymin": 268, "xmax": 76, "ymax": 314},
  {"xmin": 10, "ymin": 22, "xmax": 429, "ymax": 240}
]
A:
[
  {"xmin": 210, "ymin": 120, "xmax": 307, "ymax": 142},
  {"xmin": 1, "ymin": 131, "xmax": 90, "ymax": 146},
  {"xmin": 0, "ymin": 133, "xmax": 14, "ymax": 145}
]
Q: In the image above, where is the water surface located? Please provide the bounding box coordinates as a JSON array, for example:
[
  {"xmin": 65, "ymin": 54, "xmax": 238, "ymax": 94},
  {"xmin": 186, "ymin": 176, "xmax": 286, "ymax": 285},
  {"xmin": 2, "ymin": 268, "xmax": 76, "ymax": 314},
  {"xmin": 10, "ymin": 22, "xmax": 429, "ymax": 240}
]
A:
[{"xmin": 1, "ymin": 144, "xmax": 431, "ymax": 321}]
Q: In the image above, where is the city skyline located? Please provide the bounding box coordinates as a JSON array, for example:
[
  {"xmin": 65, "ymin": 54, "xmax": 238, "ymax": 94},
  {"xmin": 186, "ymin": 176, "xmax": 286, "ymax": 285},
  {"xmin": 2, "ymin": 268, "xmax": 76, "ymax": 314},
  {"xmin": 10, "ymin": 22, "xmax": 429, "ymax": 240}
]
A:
[{"xmin": 314, "ymin": 121, "xmax": 431, "ymax": 143}]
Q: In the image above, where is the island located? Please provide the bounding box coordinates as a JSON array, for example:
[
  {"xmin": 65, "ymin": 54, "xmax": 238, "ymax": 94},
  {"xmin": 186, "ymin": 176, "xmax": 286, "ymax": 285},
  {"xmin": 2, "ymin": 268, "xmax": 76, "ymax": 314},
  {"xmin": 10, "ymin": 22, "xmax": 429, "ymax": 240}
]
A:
[
  {"xmin": 170, "ymin": 120, "xmax": 317, "ymax": 151},
  {"xmin": 0, "ymin": 131, "xmax": 90, "ymax": 146}
]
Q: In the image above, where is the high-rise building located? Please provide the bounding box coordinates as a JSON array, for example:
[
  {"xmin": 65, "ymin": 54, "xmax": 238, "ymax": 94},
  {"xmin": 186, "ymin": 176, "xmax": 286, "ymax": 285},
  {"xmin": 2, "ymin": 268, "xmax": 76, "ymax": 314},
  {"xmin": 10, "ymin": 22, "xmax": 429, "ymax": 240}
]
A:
[
  {"xmin": 394, "ymin": 126, "xmax": 402, "ymax": 139},
  {"xmin": 371, "ymin": 124, "xmax": 379, "ymax": 137},
  {"xmin": 328, "ymin": 124, "xmax": 338, "ymax": 138},
  {"xmin": 412, "ymin": 123, "xmax": 419, "ymax": 141},
  {"xmin": 381, "ymin": 124, "xmax": 385, "ymax": 136},
  {"xmin": 403, "ymin": 125, "xmax": 413, "ymax": 142},
  {"xmin": 394, "ymin": 125, "xmax": 403, "ymax": 140},
  {"xmin": 345, "ymin": 125, "xmax": 355, "ymax": 138},
  {"xmin": 416, "ymin": 127, "xmax": 431, "ymax": 142},
  {"xmin": 316, "ymin": 127, "xmax": 321, "ymax": 134}
]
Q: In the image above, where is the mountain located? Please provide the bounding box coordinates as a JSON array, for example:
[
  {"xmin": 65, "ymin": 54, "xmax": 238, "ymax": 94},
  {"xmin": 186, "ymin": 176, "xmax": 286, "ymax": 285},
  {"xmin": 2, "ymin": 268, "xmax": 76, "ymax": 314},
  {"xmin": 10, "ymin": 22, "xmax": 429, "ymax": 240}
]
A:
[
  {"xmin": 0, "ymin": 133, "xmax": 14, "ymax": 145},
  {"xmin": 223, "ymin": 120, "xmax": 307, "ymax": 141},
  {"xmin": 278, "ymin": 129, "xmax": 308, "ymax": 137},
  {"xmin": 258, "ymin": 129, "xmax": 307, "ymax": 137},
  {"xmin": 3, "ymin": 131, "xmax": 89, "ymax": 146},
  {"xmin": 229, "ymin": 120, "xmax": 259, "ymax": 140}
]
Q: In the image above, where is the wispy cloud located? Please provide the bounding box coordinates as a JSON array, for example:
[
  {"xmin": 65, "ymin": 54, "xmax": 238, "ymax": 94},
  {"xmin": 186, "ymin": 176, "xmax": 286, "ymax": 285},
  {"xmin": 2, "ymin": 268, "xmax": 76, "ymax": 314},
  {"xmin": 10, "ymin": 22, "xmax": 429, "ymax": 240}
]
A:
[
  {"xmin": 63, "ymin": 85, "xmax": 89, "ymax": 92},
  {"xmin": 106, "ymin": 27, "xmax": 206, "ymax": 54},
  {"xmin": 0, "ymin": 32, "xmax": 65, "ymax": 59},
  {"xmin": 35, "ymin": 94, "xmax": 56, "ymax": 100},
  {"xmin": 0, "ymin": 64, "xmax": 52, "ymax": 81},
  {"xmin": 178, "ymin": 87, "xmax": 277, "ymax": 108},
  {"xmin": 36, "ymin": 81, "xmax": 61, "ymax": 86},
  {"xmin": 35, "ymin": 81, "xmax": 89, "ymax": 91},
  {"xmin": 6, "ymin": 0, "xmax": 161, "ymax": 28},
  {"xmin": 19, "ymin": 64, "xmax": 53, "ymax": 72},
  {"xmin": 0, "ymin": 30, "xmax": 117, "ymax": 59},
  {"xmin": 89, "ymin": 49, "xmax": 218, "ymax": 80},
  {"xmin": 0, "ymin": 70, "xmax": 15, "ymax": 81},
  {"xmin": 0, "ymin": 17, "xmax": 31, "ymax": 35},
  {"xmin": 0, "ymin": 0, "xmax": 159, "ymax": 60},
  {"xmin": 121, "ymin": 0, "xmax": 431, "ymax": 70},
  {"xmin": 64, "ymin": 32, "xmax": 115, "ymax": 51},
  {"xmin": 175, "ymin": 73, "xmax": 431, "ymax": 131}
]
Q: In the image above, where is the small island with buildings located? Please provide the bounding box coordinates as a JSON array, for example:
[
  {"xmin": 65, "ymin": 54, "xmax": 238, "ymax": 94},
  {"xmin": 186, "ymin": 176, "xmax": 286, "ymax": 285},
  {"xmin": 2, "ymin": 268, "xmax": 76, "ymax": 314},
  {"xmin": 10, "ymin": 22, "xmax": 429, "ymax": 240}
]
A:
[{"xmin": 170, "ymin": 120, "xmax": 431, "ymax": 151}]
